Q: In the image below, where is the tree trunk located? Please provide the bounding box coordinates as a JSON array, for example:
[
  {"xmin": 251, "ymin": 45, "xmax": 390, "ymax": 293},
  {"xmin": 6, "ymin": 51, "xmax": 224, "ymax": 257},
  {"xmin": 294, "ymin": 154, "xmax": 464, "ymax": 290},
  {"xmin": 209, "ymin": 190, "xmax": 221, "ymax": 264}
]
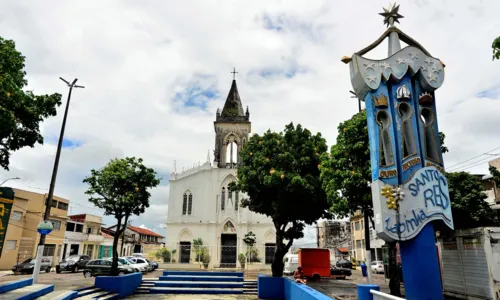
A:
[
  {"xmin": 388, "ymin": 242, "xmax": 402, "ymax": 296},
  {"xmin": 271, "ymin": 245, "xmax": 286, "ymax": 277},
  {"xmin": 271, "ymin": 228, "xmax": 289, "ymax": 277},
  {"xmin": 120, "ymin": 215, "xmax": 129, "ymax": 256},
  {"xmin": 111, "ymin": 217, "xmax": 122, "ymax": 276}
]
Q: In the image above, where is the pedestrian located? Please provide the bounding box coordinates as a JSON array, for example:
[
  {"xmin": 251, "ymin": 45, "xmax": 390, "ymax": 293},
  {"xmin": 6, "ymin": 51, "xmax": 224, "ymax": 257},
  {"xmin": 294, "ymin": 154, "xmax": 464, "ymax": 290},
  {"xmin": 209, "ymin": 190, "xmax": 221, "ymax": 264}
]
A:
[{"xmin": 294, "ymin": 267, "xmax": 307, "ymax": 284}]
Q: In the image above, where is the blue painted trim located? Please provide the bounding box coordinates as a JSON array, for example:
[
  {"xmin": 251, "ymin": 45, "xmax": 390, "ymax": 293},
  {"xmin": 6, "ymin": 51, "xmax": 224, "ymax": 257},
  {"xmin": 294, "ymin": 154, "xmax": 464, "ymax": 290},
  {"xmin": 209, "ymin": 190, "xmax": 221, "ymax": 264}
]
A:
[
  {"xmin": 159, "ymin": 275, "xmax": 243, "ymax": 282},
  {"xmin": 283, "ymin": 277, "xmax": 332, "ymax": 300},
  {"xmin": 0, "ymin": 278, "xmax": 33, "ymax": 294},
  {"xmin": 154, "ymin": 281, "xmax": 244, "ymax": 288},
  {"xmin": 16, "ymin": 284, "xmax": 54, "ymax": 300},
  {"xmin": 400, "ymin": 223, "xmax": 443, "ymax": 300},
  {"xmin": 148, "ymin": 287, "xmax": 244, "ymax": 294},
  {"xmin": 163, "ymin": 270, "xmax": 243, "ymax": 277},
  {"xmin": 365, "ymin": 84, "xmax": 399, "ymax": 186},
  {"xmin": 357, "ymin": 284, "xmax": 380, "ymax": 300}
]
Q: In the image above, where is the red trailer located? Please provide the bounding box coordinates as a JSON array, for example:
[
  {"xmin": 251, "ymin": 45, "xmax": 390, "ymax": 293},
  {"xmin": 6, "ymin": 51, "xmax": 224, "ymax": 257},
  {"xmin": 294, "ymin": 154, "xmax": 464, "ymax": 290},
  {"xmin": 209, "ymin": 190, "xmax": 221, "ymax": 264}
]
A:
[{"xmin": 298, "ymin": 248, "xmax": 330, "ymax": 280}]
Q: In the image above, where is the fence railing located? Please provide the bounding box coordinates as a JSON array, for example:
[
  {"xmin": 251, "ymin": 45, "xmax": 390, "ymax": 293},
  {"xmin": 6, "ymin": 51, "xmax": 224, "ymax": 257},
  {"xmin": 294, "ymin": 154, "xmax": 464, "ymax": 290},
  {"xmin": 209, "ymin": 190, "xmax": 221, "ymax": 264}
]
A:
[
  {"xmin": 151, "ymin": 244, "xmax": 277, "ymax": 269},
  {"xmin": 371, "ymin": 289, "xmax": 405, "ymax": 300}
]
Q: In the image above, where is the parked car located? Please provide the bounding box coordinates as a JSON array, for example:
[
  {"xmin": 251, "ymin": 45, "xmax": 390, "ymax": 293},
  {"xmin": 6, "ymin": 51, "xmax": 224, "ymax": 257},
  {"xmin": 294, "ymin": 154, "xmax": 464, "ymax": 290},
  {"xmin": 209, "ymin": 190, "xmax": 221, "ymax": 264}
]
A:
[
  {"xmin": 56, "ymin": 255, "xmax": 91, "ymax": 273},
  {"xmin": 82, "ymin": 259, "xmax": 134, "ymax": 278},
  {"xmin": 330, "ymin": 265, "xmax": 352, "ymax": 279},
  {"xmin": 371, "ymin": 260, "xmax": 384, "ymax": 274},
  {"xmin": 132, "ymin": 253, "xmax": 144, "ymax": 257},
  {"xmin": 12, "ymin": 258, "xmax": 52, "ymax": 274},
  {"xmin": 283, "ymin": 254, "xmax": 298, "ymax": 275},
  {"xmin": 336, "ymin": 259, "xmax": 353, "ymax": 269},
  {"xmin": 145, "ymin": 259, "xmax": 158, "ymax": 270},
  {"xmin": 128, "ymin": 257, "xmax": 151, "ymax": 272}
]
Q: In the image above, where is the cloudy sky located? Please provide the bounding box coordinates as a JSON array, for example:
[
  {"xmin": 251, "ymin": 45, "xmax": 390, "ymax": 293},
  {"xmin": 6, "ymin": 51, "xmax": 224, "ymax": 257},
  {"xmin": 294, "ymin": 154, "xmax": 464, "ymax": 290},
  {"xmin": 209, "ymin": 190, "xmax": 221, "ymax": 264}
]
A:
[{"xmin": 1, "ymin": 0, "xmax": 499, "ymax": 246}]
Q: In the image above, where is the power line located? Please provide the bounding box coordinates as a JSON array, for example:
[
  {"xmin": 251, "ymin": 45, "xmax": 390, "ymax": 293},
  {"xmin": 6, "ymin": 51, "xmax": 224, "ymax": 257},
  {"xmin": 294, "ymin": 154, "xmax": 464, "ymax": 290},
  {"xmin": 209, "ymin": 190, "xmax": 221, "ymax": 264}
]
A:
[
  {"xmin": 448, "ymin": 155, "xmax": 499, "ymax": 172},
  {"xmin": 446, "ymin": 145, "xmax": 500, "ymax": 170}
]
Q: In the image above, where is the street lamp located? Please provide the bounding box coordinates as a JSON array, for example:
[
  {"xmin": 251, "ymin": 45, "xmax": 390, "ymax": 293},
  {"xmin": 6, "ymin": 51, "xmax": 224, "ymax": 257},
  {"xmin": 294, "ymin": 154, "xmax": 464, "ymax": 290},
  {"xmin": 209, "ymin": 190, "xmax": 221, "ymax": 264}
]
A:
[
  {"xmin": 0, "ymin": 177, "xmax": 20, "ymax": 186},
  {"xmin": 32, "ymin": 77, "xmax": 84, "ymax": 283}
]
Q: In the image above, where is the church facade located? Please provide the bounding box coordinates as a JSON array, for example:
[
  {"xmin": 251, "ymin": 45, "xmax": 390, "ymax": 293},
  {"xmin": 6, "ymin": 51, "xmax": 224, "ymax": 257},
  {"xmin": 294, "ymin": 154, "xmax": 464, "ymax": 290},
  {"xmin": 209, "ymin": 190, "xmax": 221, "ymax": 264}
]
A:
[{"xmin": 166, "ymin": 78, "xmax": 275, "ymax": 268}]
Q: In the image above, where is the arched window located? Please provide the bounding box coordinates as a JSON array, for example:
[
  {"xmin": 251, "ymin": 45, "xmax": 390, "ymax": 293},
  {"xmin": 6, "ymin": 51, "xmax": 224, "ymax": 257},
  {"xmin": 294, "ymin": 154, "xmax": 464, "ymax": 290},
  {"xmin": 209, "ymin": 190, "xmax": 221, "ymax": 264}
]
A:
[
  {"xmin": 182, "ymin": 193, "xmax": 188, "ymax": 215},
  {"xmin": 234, "ymin": 192, "xmax": 239, "ymax": 211},
  {"xmin": 221, "ymin": 187, "xmax": 226, "ymax": 211},
  {"xmin": 188, "ymin": 194, "xmax": 193, "ymax": 215},
  {"xmin": 225, "ymin": 137, "xmax": 238, "ymax": 168}
]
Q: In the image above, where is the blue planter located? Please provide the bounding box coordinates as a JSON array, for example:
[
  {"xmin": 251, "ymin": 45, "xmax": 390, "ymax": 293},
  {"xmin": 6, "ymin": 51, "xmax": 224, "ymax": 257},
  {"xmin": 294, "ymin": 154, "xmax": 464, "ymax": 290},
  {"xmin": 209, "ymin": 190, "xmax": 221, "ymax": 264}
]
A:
[
  {"xmin": 95, "ymin": 272, "xmax": 142, "ymax": 298},
  {"xmin": 258, "ymin": 275, "xmax": 285, "ymax": 299}
]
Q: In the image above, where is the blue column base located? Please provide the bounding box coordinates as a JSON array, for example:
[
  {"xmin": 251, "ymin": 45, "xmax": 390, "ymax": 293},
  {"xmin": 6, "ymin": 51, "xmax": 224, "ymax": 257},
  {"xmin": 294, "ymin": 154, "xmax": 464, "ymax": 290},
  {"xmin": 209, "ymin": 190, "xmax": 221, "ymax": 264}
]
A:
[
  {"xmin": 357, "ymin": 284, "xmax": 380, "ymax": 300},
  {"xmin": 400, "ymin": 223, "xmax": 443, "ymax": 300}
]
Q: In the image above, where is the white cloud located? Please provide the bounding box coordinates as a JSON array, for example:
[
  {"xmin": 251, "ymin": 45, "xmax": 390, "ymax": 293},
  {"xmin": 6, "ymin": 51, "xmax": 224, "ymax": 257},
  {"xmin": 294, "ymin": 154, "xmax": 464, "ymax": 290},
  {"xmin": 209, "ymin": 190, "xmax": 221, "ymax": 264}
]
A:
[
  {"xmin": 139, "ymin": 224, "xmax": 149, "ymax": 230},
  {"xmin": 1, "ymin": 0, "xmax": 500, "ymax": 240}
]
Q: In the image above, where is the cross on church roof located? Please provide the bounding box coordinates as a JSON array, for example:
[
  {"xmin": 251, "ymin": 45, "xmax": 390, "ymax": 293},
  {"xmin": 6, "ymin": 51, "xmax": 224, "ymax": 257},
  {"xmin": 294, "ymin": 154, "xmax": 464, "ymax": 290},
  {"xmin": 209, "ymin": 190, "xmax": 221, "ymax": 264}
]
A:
[{"xmin": 231, "ymin": 67, "xmax": 238, "ymax": 80}]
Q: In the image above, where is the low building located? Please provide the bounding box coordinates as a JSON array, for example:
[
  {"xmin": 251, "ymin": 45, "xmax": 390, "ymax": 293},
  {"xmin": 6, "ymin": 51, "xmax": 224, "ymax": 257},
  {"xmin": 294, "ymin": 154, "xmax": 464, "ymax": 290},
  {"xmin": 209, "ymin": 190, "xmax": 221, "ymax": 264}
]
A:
[
  {"xmin": 98, "ymin": 232, "xmax": 113, "ymax": 259},
  {"xmin": 350, "ymin": 211, "xmax": 385, "ymax": 264},
  {"xmin": 0, "ymin": 188, "xmax": 70, "ymax": 270},
  {"xmin": 317, "ymin": 220, "xmax": 351, "ymax": 262},
  {"xmin": 106, "ymin": 224, "xmax": 164, "ymax": 260},
  {"xmin": 65, "ymin": 214, "xmax": 104, "ymax": 259}
]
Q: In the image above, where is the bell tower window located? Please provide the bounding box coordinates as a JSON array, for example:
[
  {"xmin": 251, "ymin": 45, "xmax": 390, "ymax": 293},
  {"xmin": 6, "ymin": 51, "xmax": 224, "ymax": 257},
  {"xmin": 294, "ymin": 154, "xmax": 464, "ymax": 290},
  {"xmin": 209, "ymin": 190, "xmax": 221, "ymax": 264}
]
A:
[
  {"xmin": 221, "ymin": 187, "xmax": 226, "ymax": 211},
  {"xmin": 182, "ymin": 191, "xmax": 193, "ymax": 215}
]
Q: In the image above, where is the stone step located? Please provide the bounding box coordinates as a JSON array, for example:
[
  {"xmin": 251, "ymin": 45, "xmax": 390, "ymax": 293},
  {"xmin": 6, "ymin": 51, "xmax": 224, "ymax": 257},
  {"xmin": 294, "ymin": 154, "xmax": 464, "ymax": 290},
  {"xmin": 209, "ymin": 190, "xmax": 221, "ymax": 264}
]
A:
[
  {"xmin": 76, "ymin": 287, "xmax": 102, "ymax": 297},
  {"xmin": 154, "ymin": 281, "xmax": 244, "ymax": 288},
  {"xmin": 163, "ymin": 271, "xmax": 244, "ymax": 277},
  {"xmin": 37, "ymin": 290, "xmax": 77, "ymax": 300},
  {"xmin": 148, "ymin": 286, "xmax": 245, "ymax": 295},
  {"xmin": 159, "ymin": 275, "xmax": 243, "ymax": 282},
  {"xmin": 77, "ymin": 290, "xmax": 118, "ymax": 300},
  {"xmin": 0, "ymin": 283, "xmax": 53, "ymax": 300}
]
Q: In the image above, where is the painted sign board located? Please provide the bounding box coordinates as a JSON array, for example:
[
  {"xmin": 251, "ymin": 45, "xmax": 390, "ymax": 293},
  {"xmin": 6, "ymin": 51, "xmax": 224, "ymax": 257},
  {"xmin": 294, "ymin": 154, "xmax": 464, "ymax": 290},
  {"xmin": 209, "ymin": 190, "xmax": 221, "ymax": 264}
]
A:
[
  {"xmin": 372, "ymin": 167, "xmax": 453, "ymax": 241},
  {"xmin": 0, "ymin": 188, "xmax": 15, "ymax": 257},
  {"xmin": 37, "ymin": 220, "xmax": 53, "ymax": 235}
]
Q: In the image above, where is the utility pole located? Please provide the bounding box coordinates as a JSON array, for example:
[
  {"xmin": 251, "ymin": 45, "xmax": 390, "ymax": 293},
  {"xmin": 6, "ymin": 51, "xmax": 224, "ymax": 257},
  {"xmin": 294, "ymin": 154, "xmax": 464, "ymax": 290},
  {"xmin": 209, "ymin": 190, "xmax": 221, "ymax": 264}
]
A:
[
  {"xmin": 352, "ymin": 90, "xmax": 373, "ymax": 284},
  {"xmin": 32, "ymin": 78, "xmax": 84, "ymax": 283}
]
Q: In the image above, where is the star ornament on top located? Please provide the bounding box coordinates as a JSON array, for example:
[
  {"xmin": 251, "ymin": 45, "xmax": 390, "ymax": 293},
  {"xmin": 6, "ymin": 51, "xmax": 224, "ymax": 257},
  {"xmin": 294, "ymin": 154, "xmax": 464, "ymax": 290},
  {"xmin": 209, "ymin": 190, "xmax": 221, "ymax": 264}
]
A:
[{"xmin": 379, "ymin": 2, "xmax": 404, "ymax": 27}]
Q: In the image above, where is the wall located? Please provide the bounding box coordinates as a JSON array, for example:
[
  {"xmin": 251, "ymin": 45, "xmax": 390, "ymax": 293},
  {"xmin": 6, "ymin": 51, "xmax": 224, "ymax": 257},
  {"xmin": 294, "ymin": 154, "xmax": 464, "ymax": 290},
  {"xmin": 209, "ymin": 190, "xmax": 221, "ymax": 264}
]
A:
[
  {"xmin": 142, "ymin": 243, "xmax": 162, "ymax": 260},
  {"xmin": 166, "ymin": 222, "xmax": 275, "ymax": 266},
  {"xmin": 0, "ymin": 189, "xmax": 69, "ymax": 269},
  {"xmin": 166, "ymin": 167, "xmax": 275, "ymax": 266}
]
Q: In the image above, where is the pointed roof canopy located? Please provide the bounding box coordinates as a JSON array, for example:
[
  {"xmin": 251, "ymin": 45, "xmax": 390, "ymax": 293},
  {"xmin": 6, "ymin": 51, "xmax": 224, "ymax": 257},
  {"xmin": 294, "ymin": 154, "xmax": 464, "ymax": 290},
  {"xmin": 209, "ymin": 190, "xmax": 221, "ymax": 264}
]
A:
[{"xmin": 216, "ymin": 79, "xmax": 250, "ymax": 123}]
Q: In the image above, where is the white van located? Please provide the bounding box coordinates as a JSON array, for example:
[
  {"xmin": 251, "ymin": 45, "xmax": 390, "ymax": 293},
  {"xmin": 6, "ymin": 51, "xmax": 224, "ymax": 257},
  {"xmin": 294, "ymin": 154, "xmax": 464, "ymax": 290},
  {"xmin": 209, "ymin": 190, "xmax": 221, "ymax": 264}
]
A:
[{"xmin": 283, "ymin": 254, "xmax": 299, "ymax": 275}]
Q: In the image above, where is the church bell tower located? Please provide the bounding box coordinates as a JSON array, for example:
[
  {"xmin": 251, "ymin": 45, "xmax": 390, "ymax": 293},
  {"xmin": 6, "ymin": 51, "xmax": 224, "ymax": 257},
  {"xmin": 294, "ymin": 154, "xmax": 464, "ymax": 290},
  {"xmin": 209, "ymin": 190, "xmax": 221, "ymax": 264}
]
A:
[{"xmin": 214, "ymin": 69, "xmax": 251, "ymax": 168}]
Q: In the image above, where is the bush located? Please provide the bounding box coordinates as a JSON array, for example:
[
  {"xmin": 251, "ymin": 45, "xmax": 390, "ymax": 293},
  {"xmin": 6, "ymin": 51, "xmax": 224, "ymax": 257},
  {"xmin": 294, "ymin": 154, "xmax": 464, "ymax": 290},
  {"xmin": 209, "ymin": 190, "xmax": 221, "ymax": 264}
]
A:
[
  {"xmin": 202, "ymin": 248, "xmax": 211, "ymax": 269},
  {"xmin": 246, "ymin": 248, "xmax": 261, "ymax": 262},
  {"xmin": 155, "ymin": 248, "xmax": 171, "ymax": 263},
  {"xmin": 238, "ymin": 253, "xmax": 246, "ymax": 268}
]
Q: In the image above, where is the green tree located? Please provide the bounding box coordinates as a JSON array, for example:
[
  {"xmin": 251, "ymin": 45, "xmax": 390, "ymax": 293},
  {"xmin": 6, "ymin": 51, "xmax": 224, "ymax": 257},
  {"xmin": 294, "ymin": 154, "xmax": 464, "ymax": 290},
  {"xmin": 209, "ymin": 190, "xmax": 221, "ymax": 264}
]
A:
[
  {"xmin": 243, "ymin": 231, "xmax": 257, "ymax": 263},
  {"xmin": 444, "ymin": 171, "xmax": 498, "ymax": 230},
  {"xmin": 0, "ymin": 37, "xmax": 62, "ymax": 170},
  {"xmin": 493, "ymin": 36, "xmax": 500, "ymax": 60},
  {"xmin": 83, "ymin": 157, "xmax": 161, "ymax": 275},
  {"xmin": 232, "ymin": 123, "xmax": 330, "ymax": 277},
  {"xmin": 192, "ymin": 238, "xmax": 204, "ymax": 262},
  {"xmin": 489, "ymin": 165, "xmax": 500, "ymax": 186}
]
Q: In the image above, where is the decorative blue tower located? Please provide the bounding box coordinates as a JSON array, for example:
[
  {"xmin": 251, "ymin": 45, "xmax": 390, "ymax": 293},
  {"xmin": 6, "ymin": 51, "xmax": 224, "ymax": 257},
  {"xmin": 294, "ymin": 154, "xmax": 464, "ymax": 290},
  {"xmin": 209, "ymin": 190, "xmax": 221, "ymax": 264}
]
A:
[{"xmin": 343, "ymin": 4, "xmax": 454, "ymax": 299}]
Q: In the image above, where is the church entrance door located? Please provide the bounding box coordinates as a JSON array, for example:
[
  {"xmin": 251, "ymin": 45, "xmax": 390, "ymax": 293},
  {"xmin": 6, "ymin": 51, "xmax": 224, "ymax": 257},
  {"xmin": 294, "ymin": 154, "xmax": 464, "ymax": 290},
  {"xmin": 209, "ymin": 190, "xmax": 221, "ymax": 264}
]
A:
[
  {"xmin": 179, "ymin": 241, "xmax": 191, "ymax": 263},
  {"xmin": 220, "ymin": 234, "xmax": 237, "ymax": 268}
]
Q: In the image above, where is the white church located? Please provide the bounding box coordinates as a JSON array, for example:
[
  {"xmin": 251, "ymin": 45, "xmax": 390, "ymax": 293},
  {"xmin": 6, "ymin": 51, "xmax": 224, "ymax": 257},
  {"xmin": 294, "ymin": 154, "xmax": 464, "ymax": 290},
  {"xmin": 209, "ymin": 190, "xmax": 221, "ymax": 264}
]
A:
[{"xmin": 166, "ymin": 77, "xmax": 275, "ymax": 267}]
